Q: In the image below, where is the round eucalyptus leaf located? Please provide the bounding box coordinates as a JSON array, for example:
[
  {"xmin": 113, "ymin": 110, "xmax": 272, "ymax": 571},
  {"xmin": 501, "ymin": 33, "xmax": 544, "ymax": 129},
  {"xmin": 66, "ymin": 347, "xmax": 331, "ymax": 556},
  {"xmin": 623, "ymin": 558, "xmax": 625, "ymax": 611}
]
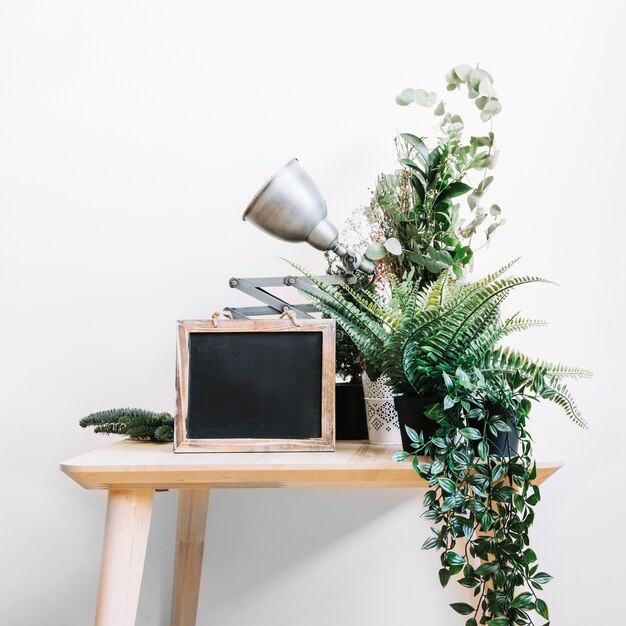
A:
[
  {"xmin": 446, "ymin": 82, "xmax": 457, "ymax": 91},
  {"xmin": 469, "ymin": 68, "xmax": 493, "ymax": 89},
  {"xmin": 490, "ymin": 204, "xmax": 502, "ymax": 216},
  {"xmin": 384, "ymin": 237, "xmax": 403, "ymax": 256},
  {"xmin": 425, "ymin": 91, "xmax": 437, "ymax": 107},
  {"xmin": 413, "ymin": 89, "xmax": 429, "ymax": 106},
  {"xmin": 434, "ymin": 101, "xmax": 445, "ymax": 116},
  {"xmin": 475, "ymin": 96, "xmax": 488, "ymax": 110},
  {"xmin": 482, "ymin": 151, "xmax": 500, "ymax": 169},
  {"xmin": 480, "ymin": 99, "xmax": 502, "ymax": 121},
  {"xmin": 395, "ymin": 88, "xmax": 415, "ymax": 106},
  {"xmin": 453, "ymin": 64, "xmax": 473, "ymax": 82},
  {"xmin": 364, "ymin": 242, "xmax": 387, "ymax": 261},
  {"xmin": 479, "ymin": 76, "xmax": 497, "ymax": 98}
]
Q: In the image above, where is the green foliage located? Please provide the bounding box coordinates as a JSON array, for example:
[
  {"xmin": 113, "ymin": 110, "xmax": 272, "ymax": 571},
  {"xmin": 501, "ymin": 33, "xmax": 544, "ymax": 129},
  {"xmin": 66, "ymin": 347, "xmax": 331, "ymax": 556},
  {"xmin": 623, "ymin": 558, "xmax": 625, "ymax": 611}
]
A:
[
  {"xmin": 295, "ymin": 256, "xmax": 590, "ymax": 624},
  {"xmin": 324, "ymin": 252, "xmax": 365, "ymax": 382},
  {"xmin": 361, "ymin": 64, "xmax": 504, "ymax": 286},
  {"xmin": 293, "ymin": 258, "xmax": 590, "ymax": 428},
  {"xmin": 79, "ymin": 408, "xmax": 174, "ymax": 442}
]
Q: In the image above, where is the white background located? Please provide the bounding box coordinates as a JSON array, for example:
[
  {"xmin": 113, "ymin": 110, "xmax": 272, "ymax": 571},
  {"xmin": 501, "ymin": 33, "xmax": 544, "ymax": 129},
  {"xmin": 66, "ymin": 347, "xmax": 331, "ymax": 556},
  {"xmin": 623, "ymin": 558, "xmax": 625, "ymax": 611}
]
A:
[{"xmin": 1, "ymin": 1, "xmax": 624, "ymax": 624}]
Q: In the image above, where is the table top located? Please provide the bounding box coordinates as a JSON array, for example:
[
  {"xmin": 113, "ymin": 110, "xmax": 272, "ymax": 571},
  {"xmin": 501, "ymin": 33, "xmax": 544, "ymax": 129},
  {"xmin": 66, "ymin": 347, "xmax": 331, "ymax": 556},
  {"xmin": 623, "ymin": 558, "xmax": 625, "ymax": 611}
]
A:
[{"xmin": 60, "ymin": 439, "xmax": 564, "ymax": 490}]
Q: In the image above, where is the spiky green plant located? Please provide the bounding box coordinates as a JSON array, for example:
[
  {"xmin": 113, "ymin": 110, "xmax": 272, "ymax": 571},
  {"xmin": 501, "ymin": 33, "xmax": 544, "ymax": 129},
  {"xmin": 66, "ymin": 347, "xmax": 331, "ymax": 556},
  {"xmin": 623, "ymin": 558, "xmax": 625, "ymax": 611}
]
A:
[
  {"xmin": 79, "ymin": 408, "xmax": 174, "ymax": 442},
  {"xmin": 291, "ymin": 259, "xmax": 589, "ymax": 428},
  {"xmin": 291, "ymin": 259, "xmax": 590, "ymax": 625}
]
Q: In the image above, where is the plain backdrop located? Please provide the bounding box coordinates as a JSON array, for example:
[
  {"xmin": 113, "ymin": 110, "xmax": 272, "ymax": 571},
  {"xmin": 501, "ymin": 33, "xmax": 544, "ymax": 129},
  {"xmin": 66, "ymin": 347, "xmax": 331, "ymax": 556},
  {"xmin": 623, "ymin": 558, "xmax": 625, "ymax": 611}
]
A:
[{"xmin": 1, "ymin": 1, "xmax": 624, "ymax": 624}]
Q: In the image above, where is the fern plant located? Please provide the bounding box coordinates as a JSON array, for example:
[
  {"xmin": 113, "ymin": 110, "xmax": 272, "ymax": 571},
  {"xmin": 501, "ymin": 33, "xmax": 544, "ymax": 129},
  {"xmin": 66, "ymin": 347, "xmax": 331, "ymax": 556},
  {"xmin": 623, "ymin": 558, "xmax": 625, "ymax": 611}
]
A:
[
  {"xmin": 292, "ymin": 259, "xmax": 589, "ymax": 625},
  {"xmin": 292, "ymin": 259, "xmax": 588, "ymax": 427}
]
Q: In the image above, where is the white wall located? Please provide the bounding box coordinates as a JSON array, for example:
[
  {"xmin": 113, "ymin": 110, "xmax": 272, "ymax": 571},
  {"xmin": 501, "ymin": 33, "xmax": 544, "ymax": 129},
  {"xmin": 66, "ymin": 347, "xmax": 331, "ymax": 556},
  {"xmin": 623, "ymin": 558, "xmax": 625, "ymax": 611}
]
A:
[{"xmin": 1, "ymin": 1, "xmax": 623, "ymax": 624}]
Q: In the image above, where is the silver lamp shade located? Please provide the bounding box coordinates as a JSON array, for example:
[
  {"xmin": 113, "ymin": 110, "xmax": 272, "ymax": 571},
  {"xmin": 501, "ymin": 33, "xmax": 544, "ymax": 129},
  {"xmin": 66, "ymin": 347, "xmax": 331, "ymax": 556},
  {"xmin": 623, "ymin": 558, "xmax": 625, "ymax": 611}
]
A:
[
  {"xmin": 243, "ymin": 159, "xmax": 339, "ymax": 251},
  {"xmin": 243, "ymin": 159, "xmax": 375, "ymax": 276}
]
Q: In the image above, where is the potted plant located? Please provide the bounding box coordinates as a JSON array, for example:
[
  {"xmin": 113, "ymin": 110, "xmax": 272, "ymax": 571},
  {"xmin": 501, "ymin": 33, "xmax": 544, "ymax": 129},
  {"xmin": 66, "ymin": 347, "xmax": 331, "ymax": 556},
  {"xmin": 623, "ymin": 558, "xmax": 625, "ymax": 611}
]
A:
[
  {"xmin": 324, "ymin": 64, "xmax": 506, "ymax": 442},
  {"xmin": 294, "ymin": 260, "xmax": 590, "ymax": 624}
]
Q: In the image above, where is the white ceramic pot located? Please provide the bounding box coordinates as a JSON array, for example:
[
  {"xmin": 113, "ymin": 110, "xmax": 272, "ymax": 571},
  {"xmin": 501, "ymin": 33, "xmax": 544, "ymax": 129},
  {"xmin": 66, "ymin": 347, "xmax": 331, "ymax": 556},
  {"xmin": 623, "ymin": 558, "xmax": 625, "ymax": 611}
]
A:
[{"xmin": 362, "ymin": 372, "xmax": 401, "ymax": 444}]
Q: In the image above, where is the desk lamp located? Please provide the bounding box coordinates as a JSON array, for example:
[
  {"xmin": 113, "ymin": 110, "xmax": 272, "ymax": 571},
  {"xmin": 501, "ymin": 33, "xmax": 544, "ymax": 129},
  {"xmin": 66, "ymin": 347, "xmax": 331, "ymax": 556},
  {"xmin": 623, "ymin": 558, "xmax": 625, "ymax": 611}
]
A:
[
  {"xmin": 227, "ymin": 159, "xmax": 375, "ymax": 319},
  {"xmin": 243, "ymin": 159, "xmax": 374, "ymax": 280}
]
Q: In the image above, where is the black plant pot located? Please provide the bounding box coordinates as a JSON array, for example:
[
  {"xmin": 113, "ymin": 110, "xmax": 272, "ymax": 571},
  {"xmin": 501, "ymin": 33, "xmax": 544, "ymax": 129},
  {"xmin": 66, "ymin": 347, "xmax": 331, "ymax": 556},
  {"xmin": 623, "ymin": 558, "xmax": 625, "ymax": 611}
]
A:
[
  {"xmin": 335, "ymin": 383, "xmax": 368, "ymax": 440},
  {"xmin": 394, "ymin": 395, "xmax": 439, "ymax": 453},
  {"xmin": 469, "ymin": 403, "xmax": 520, "ymax": 457}
]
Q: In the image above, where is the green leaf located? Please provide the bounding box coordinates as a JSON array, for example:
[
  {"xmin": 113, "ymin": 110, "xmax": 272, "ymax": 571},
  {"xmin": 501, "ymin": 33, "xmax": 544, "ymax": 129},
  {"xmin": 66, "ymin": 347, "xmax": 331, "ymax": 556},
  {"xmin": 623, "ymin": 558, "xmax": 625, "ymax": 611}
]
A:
[
  {"xmin": 535, "ymin": 598, "xmax": 549, "ymax": 619},
  {"xmin": 443, "ymin": 395, "xmax": 456, "ymax": 410},
  {"xmin": 477, "ymin": 440, "xmax": 489, "ymax": 461},
  {"xmin": 434, "ymin": 101, "xmax": 445, "ymax": 116},
  {"xmin": 431, "ymin": 437, "xmax": 447, "ymax": 450},
  {"xmin": 476, "ymin": 175, "xmax": 494, "ymax": 194},
  {"xmin": 533, "ymin": 572, "xmax": 554, "ymax": 585},
  {"xmin": 446, "ymin": 551, "xmax": 465, "ymax": 566},
  {"xmin": 487, "ymin": 619, "xmax": 509, "ymax": 626},
  {"xmin": 422, "ymin": 537, "xmax": 438, "ymax": 550},
  {"xmin": 392, "ymin": 451, "xmax": 409, "ymax": 462},
  {"xmin": 459, "ymin": 427, "xmax": 482, "ymax": 441},
  {"xmin": 465, "ymin": 619, "xmax": 477, "ymax": 626},
  {"xmin": 411, "ymin": 174, "xmax": 426, "ymax": 204},
  {"xmin": 511, "ymin": 592, "xmax": 535, "ymax": 610},
  {"xmin": 475, "ymin": 562, "xmax": 497, "ymax": 577},
  {"xmin": 431, "ymin": 458, "xmax": 445, "ymax": 475},
  {"xmin": 453, "ymin": 64, "xmax": 473, "ymax": 82},
  {"xmin": 522, "ymin": 548, "xmax": 538, "ymax": 564},
  {"xmin": 490, "ymin": 204, "xmax": 502, "ymax": 216},
  {"xmin": 440, "ymin": 494, "xmax": 457, "ymax": 512},
  {"xmin": 437, "ymin": 182, "xmax": 472, "ymax": 204},
  {"xmin": 400, "ymin": 133, "xmax": 429, "ymax": 165},
  {"xmin": 438, "ymin": 477, "xmax": 456, "ymax": 494},
  {"xmin": 405, "ymin": 426, "xmax": 420, "ymax": 443},
  {"xmin": 424, "ymin": 257, "xmax": 444, "ymax": 274},
  {"xmin": 450, "ymin": 603, "xmax": 475, "ymax": 616},
  {"xmin": 384, "ymin": 237, "xmax": 402, "ymax": 256},
  {"xmin": 439, "ymin": 567, "xmax": 450, "ymax": 587},
  {"xmin": 364, "ymin": 242, "xmax": 386, "ymax": 261},
  {"xmin": 395, "ymin": 88, "xmax": 415, "ymax": 106},
  {"xmin": 492, "ymin": 420, "xmax": 512, "ymax": 432}
]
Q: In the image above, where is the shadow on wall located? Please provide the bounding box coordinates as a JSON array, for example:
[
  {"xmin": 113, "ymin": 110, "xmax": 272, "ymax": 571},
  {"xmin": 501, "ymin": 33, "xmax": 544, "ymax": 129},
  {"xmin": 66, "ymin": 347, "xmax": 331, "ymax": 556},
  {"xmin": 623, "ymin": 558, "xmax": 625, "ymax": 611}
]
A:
[{"xmin": 138, "ymin": 488, "xmax": 421, "ymax": 624}]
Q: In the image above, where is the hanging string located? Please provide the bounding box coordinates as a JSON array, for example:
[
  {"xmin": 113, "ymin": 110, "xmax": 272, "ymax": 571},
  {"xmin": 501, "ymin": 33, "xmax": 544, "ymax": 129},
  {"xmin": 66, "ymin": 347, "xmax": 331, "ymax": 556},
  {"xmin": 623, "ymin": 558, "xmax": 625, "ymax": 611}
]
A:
[{"xmin": 279, "ymin": 309, "xmax": 301, "ymax": 327}]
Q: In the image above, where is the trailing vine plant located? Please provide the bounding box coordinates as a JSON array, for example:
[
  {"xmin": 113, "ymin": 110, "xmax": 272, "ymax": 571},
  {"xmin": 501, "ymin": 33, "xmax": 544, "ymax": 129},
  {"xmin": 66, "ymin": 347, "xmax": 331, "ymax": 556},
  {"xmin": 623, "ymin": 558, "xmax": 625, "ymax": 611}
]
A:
[
  {"xmin": 396, "ymin": 382, "xmax": 557, "ymax": 625},
  {"xmin": 291, "ymin": 260, "xmax": 590, "ymax": 625}
]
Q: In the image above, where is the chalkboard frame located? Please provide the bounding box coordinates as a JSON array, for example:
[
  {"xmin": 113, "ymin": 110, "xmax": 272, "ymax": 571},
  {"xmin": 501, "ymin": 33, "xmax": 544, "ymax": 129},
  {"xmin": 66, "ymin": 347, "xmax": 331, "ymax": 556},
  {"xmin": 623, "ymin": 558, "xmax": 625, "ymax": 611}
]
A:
[{"xmin": 174, "ymin": 318, "xmax": 336, "ymax": 452}]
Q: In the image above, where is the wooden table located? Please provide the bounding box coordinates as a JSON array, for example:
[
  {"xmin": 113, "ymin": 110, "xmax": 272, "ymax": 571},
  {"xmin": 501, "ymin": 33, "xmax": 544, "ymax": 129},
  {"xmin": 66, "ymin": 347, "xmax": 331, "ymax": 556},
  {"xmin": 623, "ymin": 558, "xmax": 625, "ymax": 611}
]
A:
[{"xmin": 61, "ymin": 439, "xmax": 563, "ymax": 626}]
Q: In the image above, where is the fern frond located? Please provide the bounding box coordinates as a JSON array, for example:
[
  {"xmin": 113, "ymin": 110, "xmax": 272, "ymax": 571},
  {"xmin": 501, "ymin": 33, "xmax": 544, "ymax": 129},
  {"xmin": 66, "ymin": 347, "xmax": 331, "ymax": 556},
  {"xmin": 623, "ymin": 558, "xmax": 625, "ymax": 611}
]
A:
[
  {"xmin": 541, "ymin": 378, "xmax": 589, "ymax": 428},
  {"xmin": 538, "ymin": 361, "xmax": 593, "ymax": 379}
]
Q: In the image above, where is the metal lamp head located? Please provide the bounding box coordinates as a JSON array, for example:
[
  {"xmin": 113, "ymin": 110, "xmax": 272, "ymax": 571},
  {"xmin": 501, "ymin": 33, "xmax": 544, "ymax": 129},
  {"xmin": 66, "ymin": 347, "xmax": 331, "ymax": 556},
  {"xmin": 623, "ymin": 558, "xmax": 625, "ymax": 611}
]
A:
[
  {"xmin": 243, "ymin": 160, "xmax": 375, "ymax": 279},
  {"xmin": 242, "ymin": 159, "xmax": 339, "ymax": 251}
]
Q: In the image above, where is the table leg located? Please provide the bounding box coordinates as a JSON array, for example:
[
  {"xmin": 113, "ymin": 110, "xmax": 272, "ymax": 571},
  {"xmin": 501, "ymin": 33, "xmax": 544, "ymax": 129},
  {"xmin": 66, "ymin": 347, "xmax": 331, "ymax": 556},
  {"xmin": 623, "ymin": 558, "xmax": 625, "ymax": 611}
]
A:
[
  {"xmin": 95, "ymin": 489, "xmax": 154, "ymax": 626},
  {"xmin": 171, "ymin": 489, "xmax": 210, "ymax": 626}
]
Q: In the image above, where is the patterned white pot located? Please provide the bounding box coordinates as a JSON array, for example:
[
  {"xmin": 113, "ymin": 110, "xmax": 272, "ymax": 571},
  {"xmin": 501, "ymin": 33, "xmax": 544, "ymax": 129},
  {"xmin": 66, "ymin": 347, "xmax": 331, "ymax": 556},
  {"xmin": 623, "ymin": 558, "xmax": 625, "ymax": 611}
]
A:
[{"xmin": 362, "ymin": 372, "xmax": 401, "ymax": 444}]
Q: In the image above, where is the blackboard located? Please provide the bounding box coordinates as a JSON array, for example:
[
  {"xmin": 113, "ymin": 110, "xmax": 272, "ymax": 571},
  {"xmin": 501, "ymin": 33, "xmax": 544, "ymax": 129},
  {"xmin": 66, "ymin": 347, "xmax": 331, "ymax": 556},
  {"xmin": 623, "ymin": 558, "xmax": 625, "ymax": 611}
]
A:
[{"xmin": 175, "ymin": 318, "xmax": 335, "ymax": 452}]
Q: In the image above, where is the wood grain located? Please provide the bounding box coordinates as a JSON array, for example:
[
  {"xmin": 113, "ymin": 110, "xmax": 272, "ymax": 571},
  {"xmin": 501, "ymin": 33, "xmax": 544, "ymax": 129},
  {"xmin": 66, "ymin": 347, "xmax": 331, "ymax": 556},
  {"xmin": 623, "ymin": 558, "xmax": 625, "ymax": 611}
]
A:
[
  {"xmin": 95, "ymin": 489, "xmax": 154, "ymax": 626},
  {"xmin": 61, "ymin": 440, "xmax": 563, "ymax": 491},
  {"xmin": 171, "ymin": 489, "xmax": 210, "ymax": 626},
  {"xmin": 174, "ymin": 318, "xmax": 336, "ymax": 453}
]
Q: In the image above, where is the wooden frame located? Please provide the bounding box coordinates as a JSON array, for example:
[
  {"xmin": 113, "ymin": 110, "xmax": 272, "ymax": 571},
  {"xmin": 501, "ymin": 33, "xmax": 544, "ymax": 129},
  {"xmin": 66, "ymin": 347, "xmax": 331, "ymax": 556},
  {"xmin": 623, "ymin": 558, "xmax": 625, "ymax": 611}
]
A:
[{"xmin": 174, "ymin": 318, "xmax": 335, "ymax": 453}]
